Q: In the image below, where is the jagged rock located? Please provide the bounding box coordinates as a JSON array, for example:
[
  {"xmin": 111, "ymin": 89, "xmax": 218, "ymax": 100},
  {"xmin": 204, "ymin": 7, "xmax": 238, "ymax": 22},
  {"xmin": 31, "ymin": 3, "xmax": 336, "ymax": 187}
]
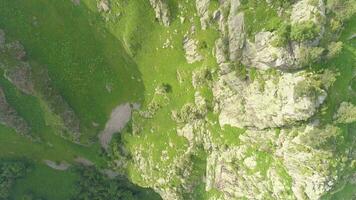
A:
[
  {"xmin": 213, "ymin": 70, "xmax": 330, "ymax": 129},
  {"xmin": 149, "ymin": 0, "xmax": 170, "ymax": 27},
  {"xmin": 205, "ymin": 124, "xmax": 347, "ymax": 200},
  {"xmin": 192, "ymin": 68, "xmax": 212, "ymax": 89},
  {"xmin": 334, "ymin": 102, "xmax": 356, "ymax": 124},
  {"xmin": 206, "ymin": 145, "xmax": 294, "ymax": 200},
  {"xmin": 183, "ymin": 35, "xmax": 203, "ymax": 64},
  {"xmin": 228, "ymin": 1, "xmax": 245, "ymax": 62},
  {"xmin": 290, "ymin": 0, "xmax": 326, "ymax": 25},
  {"xmin": 214, "ymin": 38, "xmax": 228, "ymax": 64},
  {"xmin": 276, "ymin": 125, "xmax": 343, "ymax": 200},
  {"xmin": 130, "ymin": 143, "xmax": 194, "ymax": 200},
  {"xmin": 196, "ymin": 0, "xmax": 210, "ymax": 30},
  {"xmin": 216, "ymin": 0, "xmax": 327, "ymax": 69},
  {"xmin": 0, "ymin": 87, "xmax": 30, "ymax": 134},
  {"xmin": 97, "ymin": 0, "xmax": 110, "ymax": 12},
  {"xmin": 242, "ymin": 32, "xmax": 298, "ymax": 70}
]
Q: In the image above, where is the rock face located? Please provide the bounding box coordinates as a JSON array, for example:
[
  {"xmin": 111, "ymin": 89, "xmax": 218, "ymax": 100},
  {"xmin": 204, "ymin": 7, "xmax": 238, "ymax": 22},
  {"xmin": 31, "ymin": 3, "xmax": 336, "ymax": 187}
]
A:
[
  {"xmin": 213, "ymin": 70, "xmax": 328, "ymax": 129},
  {"xmin": 196, "ymin": 0, "xmax": 210, "ymax": 30},
  {"xmin": 290, "ymin": 0, "xmax": 325, "ymax": 25},
  {"xmin": 149, "ymin": 0, "xmax": 170, "ymax": 27},
  {"xmin": 228, "ymin": 3, "xmax": 245, "ymax": 62},
  {"xmin": 242, "ymin": 32, "xmax": 297, "ymax": 70},
  {"xmin": 183, "ymin": 35, "xmax": 203, "ymax": 64},
  {"xmin": 205, "ymin": 125, "xmax": 345, "ymax": 200},
  {"xmin": 215, "ymin": 0, "xmax": 327, "ymax": 70},
  {"xmin": 276, "ymin": 125, "xmax": 342, "ymax": 200}
]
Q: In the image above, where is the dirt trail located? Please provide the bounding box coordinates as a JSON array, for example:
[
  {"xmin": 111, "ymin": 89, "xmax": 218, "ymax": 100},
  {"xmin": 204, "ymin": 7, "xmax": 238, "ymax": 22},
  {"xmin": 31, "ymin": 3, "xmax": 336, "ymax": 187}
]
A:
[{"xmin": 99, "ymin": 103, "xmax": 132, "ymax": 150}]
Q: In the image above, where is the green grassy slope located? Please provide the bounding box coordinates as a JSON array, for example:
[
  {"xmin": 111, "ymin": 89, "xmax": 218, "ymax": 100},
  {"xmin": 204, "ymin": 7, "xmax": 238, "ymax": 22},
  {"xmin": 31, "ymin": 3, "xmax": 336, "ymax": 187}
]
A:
[{"xmin": 0, "ymin": 0, "xmax": 144, "ymax": 139}]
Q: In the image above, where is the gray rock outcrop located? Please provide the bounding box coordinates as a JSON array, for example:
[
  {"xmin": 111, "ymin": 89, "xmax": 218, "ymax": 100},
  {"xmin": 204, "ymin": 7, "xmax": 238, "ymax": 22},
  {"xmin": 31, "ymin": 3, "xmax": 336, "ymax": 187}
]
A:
[
  {"xmin": 196, "ymin": 0, "xmax": 210, "ymax": 30},
  {"xmin": 183, "ymin": 35, "xmax": 203, "ymax": 64},
  {"xmin": 149, "ymin": 0, "xmax": 170, "ymax": 26},
  {"xmin": 213, "ymin": 70, "xmax": 329, "ymax": 129}
]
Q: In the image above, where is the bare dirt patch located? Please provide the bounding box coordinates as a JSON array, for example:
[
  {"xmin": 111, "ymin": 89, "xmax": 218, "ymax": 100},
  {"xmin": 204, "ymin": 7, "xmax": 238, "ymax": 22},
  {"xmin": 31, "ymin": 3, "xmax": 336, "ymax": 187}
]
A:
[{"xmin": 99, "ymin": 103, "xmax": 132, "ymax": 150}]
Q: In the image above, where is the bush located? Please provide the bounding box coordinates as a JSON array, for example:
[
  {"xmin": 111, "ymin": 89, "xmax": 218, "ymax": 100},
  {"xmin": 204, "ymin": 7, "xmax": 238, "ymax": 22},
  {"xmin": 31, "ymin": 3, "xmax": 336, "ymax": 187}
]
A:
[
  {"xmin": 298, "ymin": 46, "xmax": 324, "ymax": 66},
  {"xmin": 72, "ymin": 166, "xmax": 161, "ymax": 200},
  {"xmin": 293, "ymin": 79, "xmax": 321, "ymax": 100},
  {"xmin": 0, "ymin": 160, "xmax": 29, "ymax": 200},
  {"xmin": 291, "ymin": 21, "xmax": 320, "ymax": 42},
  {"xmin": 326, "ymin": 41, "xmax": 343, "ymax": 59},
  {"xmin": 327, "ymin": 0, "xmax": 356, "ymax": 20},
  {"xmin": 330, "ymin": 18, "xmax": 342, "ymax": 32},
  {"xmin": 272, "ymin": 23, "xmax": 291, "ymax": 47}
]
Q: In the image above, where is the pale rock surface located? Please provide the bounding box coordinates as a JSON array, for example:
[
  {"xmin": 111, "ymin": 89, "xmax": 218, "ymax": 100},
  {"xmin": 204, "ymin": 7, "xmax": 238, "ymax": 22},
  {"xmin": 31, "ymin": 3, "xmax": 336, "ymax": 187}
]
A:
[
  {"xmin": 216, "ymin": 0, "xmax": 326, "ymax": 69},
  {"xmin": 199, "ymin": 128, "xmax": 289, "ymax": 199},
  {"xmin": 214, "ymin": 38, "xmax": 228, "ymax": 64},
  {"xmin": 149, "ymin": 0, "xmax": 170, "ymax": 27},
  {"xmin": 228, "ymin": 3, "xmax": 245, "ymax": 62},
  {"xmin": 276, "ymin": 125, "xmax": 342, "ymax": 200},
  {"xmin": 205, "ymin": 125, "xmax": 346, "ymax": 200},
  {"xmin": 183, "ymin": 35, "xmax": 203, "ymax": 64},
  {"xmin": 290, "ymin": 0, "xmax": 326, "ymax": 25},
  {"xmin": 242, "ymin": 32, "xmax": 297, "ymax": 70},
  {"xmin": 196, "ymin": 0, "xmax": 210, "ymax": 30},
  {"xmin": 97, "ymin": 0, "xmax": 110, "ymax": 12},
  {"xmin": 213, "ymin": 70, "xmax": 327, "ymax": 129}
]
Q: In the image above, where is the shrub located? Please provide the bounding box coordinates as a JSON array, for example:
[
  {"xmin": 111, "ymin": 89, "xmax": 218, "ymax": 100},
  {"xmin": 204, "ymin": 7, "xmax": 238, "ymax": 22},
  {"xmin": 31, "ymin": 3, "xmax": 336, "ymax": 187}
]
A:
[
  {"xmin": 272, "ymin": 23, "xmax": 291, "ymax": 47},
  {"xmin": 0, "ymin": 160, "xmax": 29, "ymax": 200},
  {"xmin": 334, "ymin": 102, "xmax": 356, "ymax": 124},
  {"xmin": 291, "ymin": 21, "xmax": 320, "ymax": 42},
  {"xmin": 330, "ymin": 18, "xmax": 342, "ymax": 32},
  {"xmin": 326, "ymin": 41, "xmax": 343, "ymax": 59},
  {"xmin": 293, "ymin": 79, "xmax": 321, "ymax": 100},
  {"xmin": 327, "ymin": 0, "xmax": 356, "ymax": 20},
  {"xmin": 298, "ymin": 46, "xmax": 324, "ymax": 66},
  {"xmin": 72, "ymin": 166, "xmax": 161, "ymax": 200}
]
